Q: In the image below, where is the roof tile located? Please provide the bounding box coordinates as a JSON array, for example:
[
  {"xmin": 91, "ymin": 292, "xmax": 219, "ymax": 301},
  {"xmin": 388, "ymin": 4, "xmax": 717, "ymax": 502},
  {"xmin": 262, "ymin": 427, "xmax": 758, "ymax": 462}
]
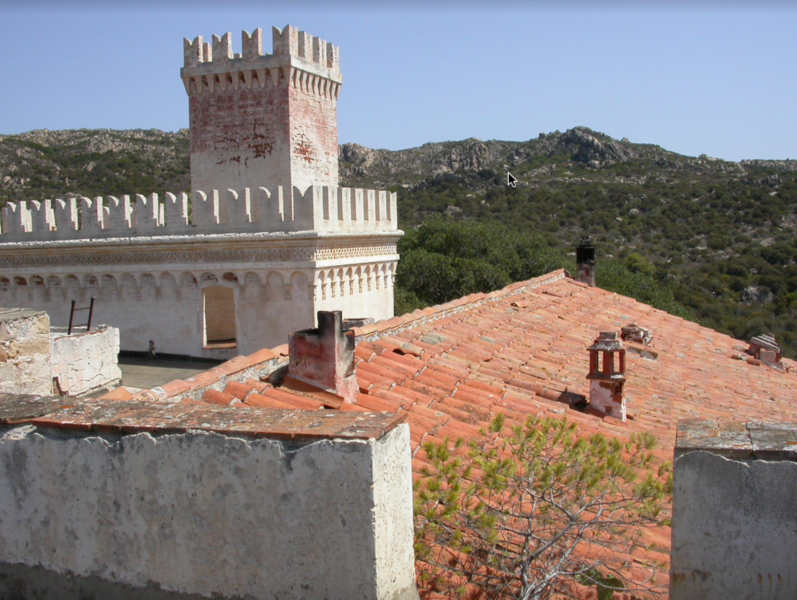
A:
[{"xmin": 137, "ymin": 268, "xmax": 797, "ymax": 597}]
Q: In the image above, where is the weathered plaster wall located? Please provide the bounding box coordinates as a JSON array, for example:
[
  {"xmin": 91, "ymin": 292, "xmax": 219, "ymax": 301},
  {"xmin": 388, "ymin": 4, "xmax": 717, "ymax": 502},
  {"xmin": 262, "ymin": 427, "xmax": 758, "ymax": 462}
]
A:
[
  {"xmin": 50, "ymin": 326, "xmax": 122, "ymax": 396},
  {"xmin": 671, "ymin": 421, "xmax": 797, "ymax": 600},
  {"xmin": 0, "ymin": 187, "xmax": 398, "ymax": 241},
  {"xmin": 188, "ymin": 84, "xmax": 292, "ymax": 194},
  {"xmin": 372, "ymin": 419, "xmax": 417, "ymax": 599},
  {"xmin": 287, "ymin": 73, "xmax": 339, "ymax": 192},
  {"xmin": 0, "ymin": 422, "xmax": 417, "ymax": 600},
  {"xmin": 0, "ymin": 309, "xmax": 51, "ymax": 396},
  {"xmin": 0, "ymin": 258, "xmax": 396, "ymax": 359},
  {"xmin": 588, "ymin": 379, "xmax": 625, "ymax": 421}
]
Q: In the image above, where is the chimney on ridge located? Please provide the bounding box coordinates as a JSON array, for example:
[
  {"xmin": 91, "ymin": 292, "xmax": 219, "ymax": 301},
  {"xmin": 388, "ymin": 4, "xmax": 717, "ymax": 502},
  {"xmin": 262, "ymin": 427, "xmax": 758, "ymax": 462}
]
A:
[
  {"xmin": 747, "ymin": 333, "xmax": 785, "ymax": 372},
  {"xmin": 288, "ymin": 310, "xmax": 358, "ymax": 402},
  {"xmin": 621, "ymin": 322, "xmax": 652, "ymax": 345},
  {"xmin": 587, "ymin": 331, "xmax": 627, "ymax": 421},
  {"xmin": 576, "ymin": 237, "xmax": 596, "ymax": 287}
]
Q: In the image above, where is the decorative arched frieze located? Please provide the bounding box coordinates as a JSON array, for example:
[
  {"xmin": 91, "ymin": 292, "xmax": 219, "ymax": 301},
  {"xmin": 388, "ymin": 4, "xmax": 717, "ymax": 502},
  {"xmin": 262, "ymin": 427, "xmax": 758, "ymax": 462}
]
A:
[{"xmin": 290, "ymin": 271, "xmax": 310, "ymax": 302}]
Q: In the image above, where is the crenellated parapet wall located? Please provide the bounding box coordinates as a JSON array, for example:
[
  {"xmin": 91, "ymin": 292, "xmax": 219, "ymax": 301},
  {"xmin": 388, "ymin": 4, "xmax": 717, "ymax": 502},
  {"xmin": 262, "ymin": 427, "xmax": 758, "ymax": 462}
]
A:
[
  {"xmin": 181, "ymin": 26, "xmax": 341, "ymax": 98},
  {"xmin": 0, "ymin": 186, "xmax": 397, "ymax": 241}
]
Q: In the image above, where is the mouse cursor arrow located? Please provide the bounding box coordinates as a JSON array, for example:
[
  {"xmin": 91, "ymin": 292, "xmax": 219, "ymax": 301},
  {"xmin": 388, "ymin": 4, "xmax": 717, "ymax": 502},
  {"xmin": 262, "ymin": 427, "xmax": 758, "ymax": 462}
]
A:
[{"xmin": 507, "ymin": 172, "xmax": 518, "ymax": 188}]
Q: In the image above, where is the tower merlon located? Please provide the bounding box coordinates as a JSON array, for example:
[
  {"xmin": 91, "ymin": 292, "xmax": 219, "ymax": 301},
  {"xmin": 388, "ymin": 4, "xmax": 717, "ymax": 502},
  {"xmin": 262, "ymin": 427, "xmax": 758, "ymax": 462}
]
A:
[
  {"xmin": 242, "ymin": 28, "xmax": 264, "ymax": 60},
  {"xmin": 212, "ymin": 32, "xmax": 233, "ymax": 63},
  {"xmin": 183, "ymin": 36, "xmax": 203, "ymax": 68}
]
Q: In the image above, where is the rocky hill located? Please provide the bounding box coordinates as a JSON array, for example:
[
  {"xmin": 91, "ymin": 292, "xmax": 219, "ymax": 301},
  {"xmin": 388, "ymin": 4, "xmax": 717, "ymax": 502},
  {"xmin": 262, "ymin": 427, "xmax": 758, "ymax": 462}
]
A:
[
  {"xmin": 338, "ymin": 127, "xmax": 757, "ymax": 191},
  {"xmin": 0, "ymin": 128, "xmax": 189, "ymax": 203},
  {"xmin": 1, "ymin": 127, "xmax": 796, "ymax": 358},
  {"xmin": 4, "ymin": 126, "xmax": 793, "ymax": 203}
]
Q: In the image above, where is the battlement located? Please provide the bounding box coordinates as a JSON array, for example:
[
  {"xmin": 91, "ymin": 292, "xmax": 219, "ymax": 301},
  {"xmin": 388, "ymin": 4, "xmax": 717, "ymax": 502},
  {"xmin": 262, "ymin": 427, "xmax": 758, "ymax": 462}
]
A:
[
  {"xmin": 0, "ymin": 186, "xmax": 397, "ymax": 242},
  {"xmin": 182, "ymin": 26, "xmax": 341, "ymax": 95},
  {"xmin": 272, "ymin": 25, "xmax": 340, "ymax": 72}
]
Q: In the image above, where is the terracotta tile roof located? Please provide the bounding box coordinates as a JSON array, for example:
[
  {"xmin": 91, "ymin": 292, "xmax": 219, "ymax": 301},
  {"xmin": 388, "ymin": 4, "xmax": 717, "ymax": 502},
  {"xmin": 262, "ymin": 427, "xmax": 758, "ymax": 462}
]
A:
[{"xmin": 143, "ymin": 268, "xmax": 797, "ymax": 595}]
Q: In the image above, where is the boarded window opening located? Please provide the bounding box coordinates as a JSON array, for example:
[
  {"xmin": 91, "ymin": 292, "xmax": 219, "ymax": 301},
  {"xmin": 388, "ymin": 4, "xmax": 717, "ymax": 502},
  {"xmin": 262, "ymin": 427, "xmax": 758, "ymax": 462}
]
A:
[{"xmin": 204, "ymin": 286, "xmax": 237, "ymax": 348}]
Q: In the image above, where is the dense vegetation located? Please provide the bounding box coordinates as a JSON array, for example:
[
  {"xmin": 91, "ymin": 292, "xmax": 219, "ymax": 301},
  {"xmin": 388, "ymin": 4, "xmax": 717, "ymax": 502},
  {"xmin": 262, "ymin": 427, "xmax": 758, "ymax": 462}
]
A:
[
  {"xmin": 390, "ymin": 168, "xmax": 797, "ymax": 357},
  {"xmin": 2, "ymin": 127, "xmax": 795, "ymax": 357},
  {"xmin": 395, "ymin": 218, "xmax": 688, "ymax": 321},
  {"xmin": 356, "ymin": 131, "xmax": 796, "ymax": 358}
]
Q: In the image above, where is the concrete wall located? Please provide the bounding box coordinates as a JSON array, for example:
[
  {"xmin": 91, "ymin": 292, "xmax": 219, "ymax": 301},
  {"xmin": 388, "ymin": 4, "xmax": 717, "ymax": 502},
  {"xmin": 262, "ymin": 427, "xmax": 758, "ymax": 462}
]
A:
[
  {"xmin": 0, "ymin": 308, "xmax": 51, "ymax": 396},
  {"xmin": 0, "ymin": 417, "xmax": 417, "ymax": 600},
  {"xmin": 50, "ymin": 325, "xmax": 122, "ymax": 396},
  {"xmin": 671, "ymin": 420, "xmax": 797, "ymax": 600}
]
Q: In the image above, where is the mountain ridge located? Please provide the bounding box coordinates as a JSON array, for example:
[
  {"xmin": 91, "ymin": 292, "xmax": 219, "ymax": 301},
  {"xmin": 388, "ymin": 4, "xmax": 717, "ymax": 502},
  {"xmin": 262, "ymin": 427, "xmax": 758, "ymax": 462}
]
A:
[
  {"xmin": 1, "ymin": 126, "xmax": 796, "ymax": 359},
  {"xmin": 2, "ymin": 126, "xmax": 795, "ymax": 205}
]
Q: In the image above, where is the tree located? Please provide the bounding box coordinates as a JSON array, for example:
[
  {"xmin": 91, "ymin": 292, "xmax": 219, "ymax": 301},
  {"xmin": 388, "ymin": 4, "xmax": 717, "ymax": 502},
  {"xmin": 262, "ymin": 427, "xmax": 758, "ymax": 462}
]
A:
[
  {"xmin": 414, "ymin": 415, "xmax": 672, "ymax": 600},
  {"xmin": 395, "ymin": 218, "xmax": 569, "ymax": 311}
]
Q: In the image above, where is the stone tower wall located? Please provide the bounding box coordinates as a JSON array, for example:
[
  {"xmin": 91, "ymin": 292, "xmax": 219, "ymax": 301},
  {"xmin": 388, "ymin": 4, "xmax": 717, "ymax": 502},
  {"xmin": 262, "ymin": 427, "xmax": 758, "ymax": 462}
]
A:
[{"xmin": 182, "ymin": 26, "xmax": 342, "ymax": 194}]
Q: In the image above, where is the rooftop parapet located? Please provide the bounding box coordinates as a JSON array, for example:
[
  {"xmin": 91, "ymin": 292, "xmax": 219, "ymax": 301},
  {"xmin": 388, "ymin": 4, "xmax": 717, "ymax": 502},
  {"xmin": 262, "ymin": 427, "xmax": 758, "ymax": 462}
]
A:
[
  {"xmin": 672, "ymin": 419, "xmax": 797, "ymax": 600},
  {"xmin": 0, "ymin": 395, "xmax": 415, "ymax": 600},
  {"xmin": 182, "ymin": 26, "xmax": 341, "ymax": 90},
  {"xmin": 0, "ymin": 186, "xmax": 398, "ymax": 243}
]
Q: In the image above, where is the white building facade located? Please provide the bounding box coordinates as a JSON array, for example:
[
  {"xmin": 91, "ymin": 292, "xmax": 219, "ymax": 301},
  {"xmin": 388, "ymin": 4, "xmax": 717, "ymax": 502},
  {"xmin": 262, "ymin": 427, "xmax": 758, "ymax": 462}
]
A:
[{"xmin": 0, "ymin": 26, "xmax": 401, "ymax": 360}]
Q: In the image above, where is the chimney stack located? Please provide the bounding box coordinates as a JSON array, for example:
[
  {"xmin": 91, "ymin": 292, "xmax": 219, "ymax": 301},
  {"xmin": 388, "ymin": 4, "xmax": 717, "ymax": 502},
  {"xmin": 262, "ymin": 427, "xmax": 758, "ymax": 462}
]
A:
[
  {"xmin": 576, "ymin": 237, "xmax": 596, "ymax": 287},
  {"xmin": 288, "ymin": 311, "xmax": 358, "ymax": 402},
  {"xmin": 747, "ymin": 333, "xmax": 785, "ymax": 372},
  {"xmin": 587, "ymin": 331, "xmax": 627, "ymax": 421},
  {"xmin": 621, "ymin": 322, "xmax": 652, "ymax": 345}
]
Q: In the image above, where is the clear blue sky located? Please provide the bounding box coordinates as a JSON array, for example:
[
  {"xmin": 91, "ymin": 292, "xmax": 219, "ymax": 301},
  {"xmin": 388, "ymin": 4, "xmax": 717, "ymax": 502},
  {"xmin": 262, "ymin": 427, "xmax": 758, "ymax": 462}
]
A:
[{"xmin": 1, "ymin": 1, "xmax": 795, "ymax": 161}]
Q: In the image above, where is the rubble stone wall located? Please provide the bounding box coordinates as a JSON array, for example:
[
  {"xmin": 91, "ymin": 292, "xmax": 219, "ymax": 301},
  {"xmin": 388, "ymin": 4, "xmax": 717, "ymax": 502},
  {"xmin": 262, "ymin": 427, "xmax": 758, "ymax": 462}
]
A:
[{"xmin": 0, "ymin": 309, "xmax": 51, "ymax": 396}]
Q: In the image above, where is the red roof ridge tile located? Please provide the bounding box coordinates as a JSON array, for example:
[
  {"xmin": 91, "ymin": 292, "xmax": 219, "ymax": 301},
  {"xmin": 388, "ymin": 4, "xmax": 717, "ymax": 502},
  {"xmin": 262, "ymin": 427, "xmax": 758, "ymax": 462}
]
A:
[
  {"xmin": 355, "ymin": 269, "xmax": 570, "ymax": 341},
  {"xmin": 202, "ymin": 389, "xmax": 239, "ymax": 406},
  {"xmin": 280, "ymin": 375, "xmax": 345, "ymax": 409},
  {"xmin": 224, "ymin": 381, "xmax": 256, "ymax": 402},
  {"xmin": 98, "ymin": 386, "xmax": 135, "ymax": 401}
]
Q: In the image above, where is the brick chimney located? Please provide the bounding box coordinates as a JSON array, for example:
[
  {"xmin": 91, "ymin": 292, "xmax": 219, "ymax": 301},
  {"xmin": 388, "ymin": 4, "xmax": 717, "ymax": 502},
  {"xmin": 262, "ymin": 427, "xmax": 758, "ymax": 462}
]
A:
[
  {"xmin": 747, "ymin": 333, "xmax": 785, "ymax": 372},
  {"xmin": 576, "ymin": 237, "xmax": 596, "ymax": 287},
  {"xmin": 621, "ymin": 322, "xmax": 652, "ymax": 345},
  {"xmin": 288, "ymin": 311, "xmax": 358, "ymax": 402},
  {"xmin": 587, "ymin": 331, "xmax": 626, "ymax": 421}
]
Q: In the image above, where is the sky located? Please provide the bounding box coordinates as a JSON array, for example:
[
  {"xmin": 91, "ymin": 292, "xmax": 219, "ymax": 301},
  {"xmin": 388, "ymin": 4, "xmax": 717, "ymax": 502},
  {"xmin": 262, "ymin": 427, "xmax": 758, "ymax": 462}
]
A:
[{"xmin": 0, "ymin": 1, "xmax": 795, "ymax": 162}]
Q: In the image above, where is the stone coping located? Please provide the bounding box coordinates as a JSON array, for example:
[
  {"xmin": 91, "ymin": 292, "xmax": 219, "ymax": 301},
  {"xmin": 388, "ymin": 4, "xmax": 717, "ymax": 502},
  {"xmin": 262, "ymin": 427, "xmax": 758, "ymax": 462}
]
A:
[
  {"xmin": 676, "ymin": 419, "xmax": 797, "ymax": 461},
  {"xmin": 0, "ymin": 229, "xmax": 403, "ymax": 252},
  {"xmin": 0, "ymin": 308, "xmax": 46, "ymax": 323},
  {"xmin": 0, "ymin": 394, "xmax": 405, "ymax": 442}
]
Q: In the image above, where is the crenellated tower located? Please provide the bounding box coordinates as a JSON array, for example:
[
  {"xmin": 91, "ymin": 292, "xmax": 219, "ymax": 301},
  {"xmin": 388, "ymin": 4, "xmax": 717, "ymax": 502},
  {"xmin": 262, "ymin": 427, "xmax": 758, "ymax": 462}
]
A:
[
  {"xmin": 181, "ymin": 26, "xmax": 343, "ymax": 194},
  {"xmin": 0, "ymin": 25, "xmax": 400, "ymax": 361}
]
